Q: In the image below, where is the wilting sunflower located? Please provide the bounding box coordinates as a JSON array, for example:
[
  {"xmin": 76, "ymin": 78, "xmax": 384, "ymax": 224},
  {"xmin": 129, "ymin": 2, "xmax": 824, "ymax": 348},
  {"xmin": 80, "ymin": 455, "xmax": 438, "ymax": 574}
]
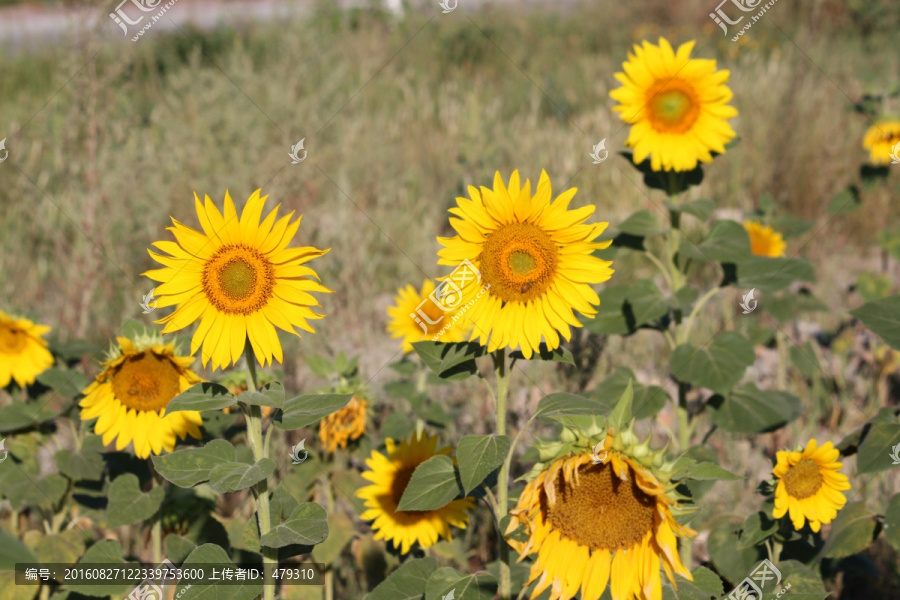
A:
[
  {"xmin": 319, "ymin": 395, "xmax": 368, "ymax": 453},
  {"xmin": 507, "ymin": 432, "xmax": 694, "ymax": 600},
  {"xmin": 0, "ymin": 311, "xmax": 54, "ymax": 388},
  {"xmin": 437, "ymin": 170, "xmax": 613, "ymax": 359},
  {"xmin": 862, "ymin": 119, "xmax": 900, "ymax": 166},
  {"xmin": 79, "ymin": 336, "xmax": 203, "ymax": 459},
  {"xmin": 610, "ymin": 38, "xmax": 738, "ymax": 172},
  {"xmin": 357, "ymin": 431, "xmax": 474, "ymax": 554},
  {"xmin": 772, "ymin": 439, "xmax": 850, "ymax": 533},
  {"xmin": 387, "ymin": 279, "xmax": 469, "ymax": 353},
  {"xmin": 744, "ymin": 221, "xmax": 786, "ymax": 257},
  {"xmin": 144, "ymin": 189, "xmax": 330, "ymax": 371}
]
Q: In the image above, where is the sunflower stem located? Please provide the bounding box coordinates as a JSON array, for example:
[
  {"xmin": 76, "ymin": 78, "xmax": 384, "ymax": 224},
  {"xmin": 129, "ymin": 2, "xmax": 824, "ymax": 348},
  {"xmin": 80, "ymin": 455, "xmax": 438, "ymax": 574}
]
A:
[
  {"xmin": 493, "ymin": 349, "xmax": 512, "ymax": 600},
  {"xmin": 323, "ymin": 476, "xmax": 335, "ymax": 600},
  {"xmin": 150, "ymin": 465, "xmax": 163, "ymax": 565}
]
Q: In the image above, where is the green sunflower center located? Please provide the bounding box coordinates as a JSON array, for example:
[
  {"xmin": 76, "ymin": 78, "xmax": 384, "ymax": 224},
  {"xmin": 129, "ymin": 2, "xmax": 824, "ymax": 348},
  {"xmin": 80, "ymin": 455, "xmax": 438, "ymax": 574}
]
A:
[
  {"xmin": 479, "ymin": 223, "xmax": 559, "ymax": 303},
  {"xmin": 782, "ymin": 458, "xmax": 823, "ymax": 499},
  {"xmin": 202, "ymin": 245, "xmax": 275, "ymax": 315},
  {"xmin": 391, "ymin": 465, "xmax": 417, "ymax": 508},
  {"xmin": 546, "ymin": 462, "xmax": 656, "ymax": 551},
  {"xmin": 220, "ymin": 260, "xmax": 257, "ymax": 300},
  {"xmin": 647, "ymin": 80, "xmax": 700, "ymax": 134},
  {"xmin": 110, "ymin": 351, "xmax": 183, "ymax": 412},
  {"xmin": 0, "ymin": 325, "xmax": 27, "ymax": 354}
]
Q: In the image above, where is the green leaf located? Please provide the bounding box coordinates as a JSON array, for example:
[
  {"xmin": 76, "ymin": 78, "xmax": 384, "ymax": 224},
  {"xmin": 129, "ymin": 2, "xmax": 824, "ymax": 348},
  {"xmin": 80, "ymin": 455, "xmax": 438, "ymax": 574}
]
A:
[
  {"xmin": 424, "ymin": 567, "xmax": 497, "ymax": 600},
  {"xmin": 680, "ymin": 220, "xmax": 752, "ymax": 264},
  {"xmin": 411, "ymin": 342, "xmax": 486, "ymax": 381},
  {"xmin": 0, "ymin": 528, "xmax": 37, "ymax": 569},
  {"xmin": 106, "ymin": 473, "xmax": 165, "ymax": 527},
  {"xmin": 851, "ymin": 295, "xmax": 900, "ymax": 350},
  {"xmin": 676, "ymin": 461, "xmax": 742, "ymax": 481},
  {"xmin": 36, "ymin": 367, "xmax": 88, "ymax": 399},
  {"xmin": 669, "ymin": 332, "xmax": 754, "ymax": 395},
  {"xmin": 0, "ymin": 401, "xmax": 59, "ymax": 434},
  {"xmin": 4, "ymin": 472, "xmax": 68, "ymax": 511},
  {"xmin": 856, "ymin": 271, "xmax": 894, "ymax": 303},
  {"xmin": 260, "ymin": 502, "xmax": 328, "ymax": 548},
  {"xmin": 456, "ymin": 435, "xmax": 510, "ymax": 494},
  {"xmin": 366, "ymin": 558, "xmax": 437, "ymax": 600},
  {"xmin": 510, "ymin": 344, "xmax": 574, "ymax": 364},
  {"xmin": 617, "ymin": 210, "xmax": 668, "ymax": 237},
  {"xmin": 607, "ymin": 379, "xmax": 633, "ymax": 432},
  {"xmin": 55, "ymin": 445, "xmax": 104, "ymax": 482},
  {"xmin": 163, "ymin": 534, "xmax": 197, "ymax": 565},
  {"xmin": 737, "ymin": 512, "xmax": 778, "ymax": 549},
  {"xmin": 64, "ymin": 540, "xmax": 138, "ymax": 597},
  {"xmin": 820, "ymin": 502, "xmax": 876, "ymax": 559},
  {"xmin": 709, "ymin": 384, "xmax": 802, "ymax": 434},
  {"xmin": 174, "ymin": 544, "xmax": 261, "ymax": 600},
  {"xmin": 707, "ymin": 520, "xmax": 764, "ymax": 584},
  {"xmin": 856, "ymin": 421, "xmax": 900, "ymax": 473},
  {"xmin": 587, "ymin": 367, "xmax": 668, "ymax": 420},
  {"xmin": 397, "ymin": 455, "xmax": 463, "ymax": 512},
  {"xmin": 275, "ymin": 393, "xmax": 353, "ymax": 430},
  {"xmin": 208, "ymin": 459, "xmax": 275, "ymax": 493},
  {"xmin": 165, "ymin": 382, "xmax": 235, "ymax": 413},
  {"xmin": 666, "ymin": 198, "xmax": 715, "ymax": 222},
  {"xmin": 737, "ymin": 256, "xmax": 816, "ymax": 291},
  {"xmin": 884, "ymin": 494, "xmax": 900, "ymax": 553},
  {"xmin": 32, "ymin": 529, "xmax": 86, "ymax": 565},
  {"xmin": 776, "ymin": 560, "xmax": 829, "ymax": 599},
  {"xmin": 660, "ymin": 566, "xmax": 722, "ymax": 600},
  {"xmin": 311, "ymin": 512, "xmax": 355, "ymax": 565},
  {"xmin": 151, "ymin": 439, "xmax": 236, "ymax": 487},
  {"xmin": 584, "ymin": 285, "xmax": 630, "ymax": 335},
  {"xmin": 627, "ymin": 279, "xmax": 669, "ymax": 328},
  {"xmin": 789, "ymin": 342, "xmax": 820, "ymax": 378},
  {"xmin": 828, "ymin": 186, "xmax": 861, "ymax": 215},
  {"xmin": 534, "ymin": 393, "xmax": 609, "ymax": 421},
  {"xmin": 238, "ymin": 381, "xmax": 285, "ymax": 409}
]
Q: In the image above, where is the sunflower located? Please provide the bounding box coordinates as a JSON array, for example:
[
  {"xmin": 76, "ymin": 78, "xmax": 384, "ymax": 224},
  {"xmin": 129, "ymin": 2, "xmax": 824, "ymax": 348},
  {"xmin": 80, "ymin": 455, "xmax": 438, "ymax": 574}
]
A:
[
  {"xmin": 610, "ymin": 38, "xmax": 738, "ymax": 172},
  {"xmin": 772, "ymin": 439, "xmax": 850, "ymax": 533},
  {"xmin": 387, "ymin": 279, "xmax": 469, "ymax": 354},
  {"xmin": 144, "ymin": 189, "xmax": 330, "ymax": 371},
  {"xmin": 743, "ymin": 221, "xmax": 786, "ymax": 257},
  {"xmin": 319, "ymin": 395, "xmax": 367, "ymax": 453},
  {"xmin": 437, "ymin": 171, "xmax": 613, "ymax": 359},
  {"xmin": 0, "ymin": 311, "xmax": 54, "ymax": 388},
  {"xmin": 506, "ymin": 434, "xmax": 695, "ymax": 600},
  {"xmin": 862, "ymin": 119, "xmax": 900, "ymax": 166},
  {"xmin": 79, "ymin": 336, "xmax": 203, "ymax": 459},
  {"xmin": 357, "ymin": 431, "xmax": 474, "ymax": 554}
]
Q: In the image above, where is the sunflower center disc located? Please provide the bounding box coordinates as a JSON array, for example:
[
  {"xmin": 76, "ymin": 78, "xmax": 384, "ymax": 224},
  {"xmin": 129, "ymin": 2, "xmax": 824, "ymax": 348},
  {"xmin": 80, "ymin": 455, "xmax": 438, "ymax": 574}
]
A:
[
  {"xmin": 479, "ymin": 223, "xmax": 559, "ymax": 303},
  {"xmin": 203, "ymin": 245, "xmax": 275, "ymax": 315},
  {"xmin": 391, "ymin": 466, "xmax": 417, "ymax": 508},
  {"xmin": 546, "ymin": 462, "xmax": 656, "ymax": 551},
  {"xmin": 0, "ymin": 325, "xmax": 27, "ymax": 353},
  {"xmin": 110, "ymin": 352, "xmax": 182, "ymax": 412},
  {"xmin": 220, "ymin": 260, "xmax": 257, "ymax": 300},
  {"xmin": 782, "ymin": 458, "xmax": 824, "ymax": 499},
  {"xmin": 647, "ymin": 80, "xmax": 700, "ymax": 134}
]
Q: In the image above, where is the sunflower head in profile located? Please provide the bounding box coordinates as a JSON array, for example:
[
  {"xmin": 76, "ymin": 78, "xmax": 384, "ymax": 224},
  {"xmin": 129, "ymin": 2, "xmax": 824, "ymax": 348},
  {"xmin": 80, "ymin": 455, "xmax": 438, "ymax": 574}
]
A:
[
  {"xmin": 0, "ymin": 310, "xmax": 54, "ymax": 388},
  {"xmin": 319, "ymin": 395, "xmax": 368, "ymax": 453},
  {"xmin": 144, "ymin": 189, "xmax": 331, "ymax": 371},
  {"xmin": 79, "ymin": 335, "xmax": 203, "ymax": 459},
  {"xmin": 387, "ymin": 279, "xmax": 469, "ymax": 354},
  {"xmin": 506, "ymin": 426, "xmax": 695, "ymax": 600},
  {"xmin": 862, "ymin": 119, "xmax": 900, "ymax": 166},
  {"xmin": 743, "ymin": 221, "xmax": 786, "ymax": 257},
  {"xmin": 437, "ymin": 170, "xmax": 614, "ymax": 359},
  {"xmin": 610, "ymin": 38, "xmax": 738, "ymax": 172},
  {"xmin": 772, "ymin": 439, "xmax": 850, "ymax": 533},
  {"xmin": 357, "ymin": 431, "xmax": 474, "ymax": 554}
]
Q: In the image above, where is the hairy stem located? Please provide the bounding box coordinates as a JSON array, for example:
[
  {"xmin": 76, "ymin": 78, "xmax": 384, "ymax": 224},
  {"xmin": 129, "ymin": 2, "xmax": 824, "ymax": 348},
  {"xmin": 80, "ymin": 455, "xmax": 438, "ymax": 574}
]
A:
[{"xmin": 493, "ymin": 349, "xmax": 511, "ymax": 600}]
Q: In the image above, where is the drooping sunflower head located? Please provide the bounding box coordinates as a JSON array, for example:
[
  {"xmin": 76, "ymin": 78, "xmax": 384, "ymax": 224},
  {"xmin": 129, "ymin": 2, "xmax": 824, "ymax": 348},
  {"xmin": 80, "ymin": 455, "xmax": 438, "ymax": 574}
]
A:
[
  {"xmin": 772, "ymin": 439, "xmax": 850, "ymax": 533},
  {"xmin": 357, "ymin": 430, "xmax": 474, "ymax": 554},
  {"xmin": 610, "ymin": 38, "xmax": 738, "ymax": 172},
  {"xmin": 507, "ymin": 428, "xmax": 695, "ymax": 600},
  {"xmin": 387, "ymin": 278, "xmax": 469, "ymax": 354},
  {"xmin": 79, "ymin": 336, "xmax": 203, "ymax": 459},
  {"xmin": 319, "ymin": 395, "xmax": 368, "ymax": 453},
  {"xmin": 743, "ymin": 221, "xmax": 786, "ymax": 257},
  {"xmin": 437, "ymin": 170, "xmax": 614, "ymax": 359},
  {"xmin": 143, "ymin": 190, "xmax": 331, "ymax": 371},
  {"xmin": 862, "ymin": 119, "xmax": 900, "ymax": 166},
  {"xmin": 0, "ymin": 310, "xmax": 54, "ymax": 388}
]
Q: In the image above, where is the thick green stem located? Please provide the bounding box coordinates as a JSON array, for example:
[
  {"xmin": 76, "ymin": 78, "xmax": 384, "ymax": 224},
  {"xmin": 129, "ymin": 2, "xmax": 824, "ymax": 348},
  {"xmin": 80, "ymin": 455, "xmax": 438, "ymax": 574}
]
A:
[
  {"xmin": 150, "ymin": 465, "xmax": 163, "ymax": 564},
  {"xmin": 323, "ymin": 477, "xmax": 335, "ymax": 600},
  {"xmin": 493, "ymin": 349, "xmax": 511, "ymax": 600},
  {"xmin": 676, "ymin": 380, "xmax": 692, "ymax": 570}
]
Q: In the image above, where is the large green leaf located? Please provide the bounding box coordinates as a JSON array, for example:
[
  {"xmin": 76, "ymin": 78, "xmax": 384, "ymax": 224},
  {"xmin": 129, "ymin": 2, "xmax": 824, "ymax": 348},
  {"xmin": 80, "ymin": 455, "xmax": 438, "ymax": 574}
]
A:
[
  {"xmin": 819, "ymin": 502, "xmax": 876, "ymax": 559},
  {"xmin": 851, "ymin": 295, "xmax": 900, "ymax": 350},
  {"xmin": 736, "ymin": 256, "xmax": 816, "ymax": 291},
  {"xmin": 617, "ymin": 210, "xmax": 669, "ymax": 237},
  {"xmin": 776, "ymin": 560, "xmax": 829, "ymax": 599},
  {"xmin": 366, "ymin": 558, "xmax": 437, "ymax": 600},
  {"xmin": 165, "ymin": 382, "xmax": 235, "ymax": 413},
  {"xmin": 63, "ymin": 540, "xmax": 138, "ymax": 597},
  {"xmin": 709, "ymin": 384, "xmax": 802, "ymax": 433},
  {"xmin": 584, "ymin": 285, "xmax": 630, "ymax": 335},
  {"xmin": 0, "ymin": 402, "xmax": 59, "ymax": 434},
  {"xmin": 856, "ymin": 419, "xmax": 900, "ymax": 473},
  {"xmin": 3, "ymin": 470, "xmax": 68, "ymax": 511},
  {"xmin": 106, "ymin": 473, "xmax": 165, "ymax": 527},
  {"xmin": 164, "ymin": 534, "xmax": 197, "ymax": 565},
  {"xmin": 675, "ymin": 461, "xmax": 742, "ymax": 482},
  {"xmin": 660, "ymin": 566, "xmax": 722, "ymax": 600},
  {"xmin": 36, "ymin": 367, "xmax": 88, "ymax": 399},
  {"xmin": 174, "ymin": 544, "xmax": 261, "ymax": 600},
  {"xmin": 510, "ymin": 344, "xmax": 574, "ymax": 364},
  {"xmin": 55, "ymin": 441, "xmax": 104, "ymax": 482},
  {"xmin": 669, "ymin": 332, "xmax": 754, "ymax": 395},
  {"xmin": 411, "ymin": 342, "xmax": 486, "ymax": 381},
  {"xmin": 534, "ymin": 393, "xmax": 609, "ymax": 421},
  {"xmin": 456, "ymin": 435, "xmax": 510, "ymax": 494},
  {"xmin": 397, "ymin": 455, "xmax": 463, "ymax": 512},
  {"xmin": 238, "ymin": 382, "xmax": 285, "ymax": 410},
  {"xmin": 666, "ymin": 198, "xmax": 715, "ymax": 222},
  {"xmin": 32, "ymin": 529, "xmax": 86, "ymax": 565},
  {"xmin": 680, "ymin": 220, "xmax": 752, "ymax": 264},
  {"xmin": 627, "ymin": 279, "xmax": 669, "ymax": 328},
  {"xmin": 884, "ymin": 494, "xmax": 900, "ymax": 553},
  {"xmin": 208, "ymin": 459, "xmax": 275, "ymax": 493},
  {"xmin": 424, "ymin": 567, "xmax": 497, "ymax": 600},
  {"xmin": 0, "ymin": 528, "xmax": 37, "ymax": 569},
  {"xmin": 260, "ymin": 502, "xmax": 328, "ymax": 549},
  {"xmin": 274, "ymin": 393, "xmax": 353, "ymax": 430},
  {"xmin": 706, "ymin": 520, "xmax": 764, "ymax": 584},
  {"xmin": 588, "ymin": 368, "xmax": 668, "ymax": 420},
  {"xmin": 151, "ymin": 440, "xmax": 236, "ymax": 487},
  {"xmin": 737, "ymin": 512, "xmax": 778, "ymax": 549},
  {"xmin": 311, "ymin": 512, "xmax": 355, "ymax": 565}
]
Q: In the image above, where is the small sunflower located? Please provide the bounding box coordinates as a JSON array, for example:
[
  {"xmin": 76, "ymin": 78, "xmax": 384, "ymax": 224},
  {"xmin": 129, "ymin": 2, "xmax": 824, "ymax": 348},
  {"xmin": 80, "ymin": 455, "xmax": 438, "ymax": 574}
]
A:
[
  {"xmin": 387, "ymin": 279, "xmax": 469, "ymax": 354},
  {"xmin": 744, "ymin": 221, "xmax": 786, "ymax": 257},
  {"xmin": 79, "ymin": 336, "xmax": 203, "ymax": 459},
  {"xmin": 610, "ymin": 38, "xmax": 738, "ymax": 172},
  {"xmin": 437, "ymin": 170, "xmax": 614, "ymax": 359},
  {"xmin": 772, "ymin": 439, "xmax": 850, "ymax": 533},
  {"xmin": 357, "ymin": 431, "xmax": 474, "ymax": 554},
  {"xmin": 862, "ymin": 119, "xmax": 900, "ymax": 166},
  {"xmin": 319, "ymin": 395, "xmax": 368, "ymax": 453},
  {"xmin": 506, "ymin": 431, "xmax": 694, "ymax": 600},
  {"xmin": 144, "ymin": 189, "xmax": 331, "ymax": 371},
  {"xmin": 0, "ymin": 311, "xmax": 54, "ymax": 388}
]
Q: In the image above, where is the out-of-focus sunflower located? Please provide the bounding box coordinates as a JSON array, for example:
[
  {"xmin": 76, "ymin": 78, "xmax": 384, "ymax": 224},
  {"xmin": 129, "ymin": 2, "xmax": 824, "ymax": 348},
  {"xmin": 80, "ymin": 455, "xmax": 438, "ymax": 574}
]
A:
[
  {"xmin": 437, "ymin": 170, "xmax": 613, "ymax": 359},
  {"xmin": 387, "ymin": 279, "xmax": 469, "ymax": 354},
  {"xmin": 744, "ymin": 221, "xmax": 786, "ymax": 257},
  {"xmin": 862, "ymin": 119, "xmax": 900, "ymax": 166},
  {"xmin": 0, "ymin": 311, "xmax": 54, "ymax": 388},
  {"xmin": 79, "ymin": 336, "xmax": 203, "ymax": 459},
  {"xmin": 144, "ymin": 189, "xmax": 330, "ymax": 371},
  {"xmin": 507, "ymin": 429, "xmax": 695, "ymax": 600},
  {"xmin": 773, "ymin": 439, "xmax": 850, "ymax": 533},
  {"xmin": 610, "ymin": 38, "xmax": 738, "ymax": 172},
  {"xmin": 319, "ymin": 395, "xmax": 367, "ymax": 453},
  {"xmin": 357, "ymin": 431, "xmax": 473, "ymax": 554}
]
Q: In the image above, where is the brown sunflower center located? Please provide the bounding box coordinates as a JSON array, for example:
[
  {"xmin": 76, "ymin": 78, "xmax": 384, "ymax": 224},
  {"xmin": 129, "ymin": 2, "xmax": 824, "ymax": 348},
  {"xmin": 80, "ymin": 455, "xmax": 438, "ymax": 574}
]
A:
[
  {"xmin": 479, "ymin": 223, "xmax": 559, "ymax": 303},
  {"xmin": 110, "ymin": 351, "xmax": 183, "ymax": 412},
  {"xmin": 391, "ymin": 465, "xmax": 417, "ymax": 507},
  {"xmin": 646, "ymin": 79, "xmax": 700, "ymax": 134},
  {"xmin": 202, "ymin": 245, "xmax": 275, "ymax": 315},
  {"xmin": 781, "ymin": 458, "xmax": 823, "ymax": 499},
  {"xmin": 0, "ymin": 325, "xmax": 27, "ymax": 354},
  {"xmin": 546, "ymin": 462, "xmax": 656, "ymax": 551}
]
